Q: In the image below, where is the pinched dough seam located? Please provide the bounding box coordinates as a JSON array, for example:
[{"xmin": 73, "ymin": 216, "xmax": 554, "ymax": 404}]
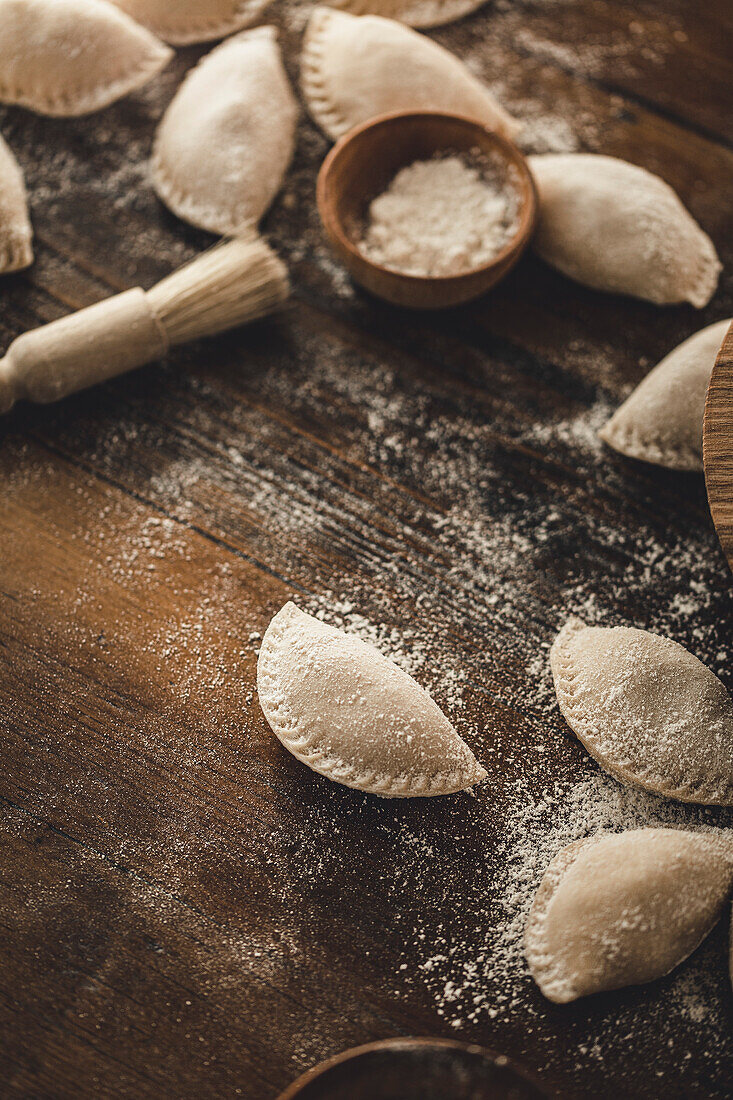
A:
[
  {"xmin": 534, "ymin": 233, "xmax": 718, "ymax": 308},
  {"xmin": 0, "ymin": 233, "xmax": 33, "ymax": 274},
  {"xmin": 636, "ymin": 210, "xmax": 719, "ymax": 308},
  {"xmin": 524, "ymin": 832, "xmax": 732, "ymax": 1003},
  {"xmin": 599, "ymin": 423, "xmax": 702, "ymax": 472},
  {"xmin": 142, "ymin": 0, "xmax": 272, "ymax": 44},
  {"xmin": 0, "ymin": 49, "xmax": 171, "ymax": 116},
  {"xmin": 300, "ymin": 9, "xmax": 351, "ymax": 140},
  {"xmin": 684, "ymin": 234, "xmax": 721, "ymax": 309},
  {"xmin": 257, "ymin": 621, "xmax": 480, "ymax": 797},
  {"xmin": 301, "ymin": 7, "xmax": 518, "ymax": 140},
  {"xmin": 151, "ymin": 154, "xmax": 258, "ymax": 236},
  {"xmin": 331, "ymin": 0, "xmax": 487, "ymax": 28},
  {"xmin": 388, "ymin": 0, "xmax": 488, "ymax": 29},
  {"xmin": 151, "ymin": 28, "xmax": 292, "ymax": 233},
  {"xmin": 551, "ymin": 633, "xmax": 733, "ymax": 806},
  {"xmin": 523, "ymin": 837, "xmax": 590, "ymax": 1003}
]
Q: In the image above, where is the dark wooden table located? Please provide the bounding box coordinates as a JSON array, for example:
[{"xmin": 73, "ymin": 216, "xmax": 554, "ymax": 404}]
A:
[{"xmin": 1, "ymin": 2, "xmax": 732, "ymax": 1097}]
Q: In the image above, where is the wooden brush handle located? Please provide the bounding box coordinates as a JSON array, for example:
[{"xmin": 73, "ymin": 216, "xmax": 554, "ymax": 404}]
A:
[{"xmin": 0, "ymin": 288, "xmax": 169, "ymax": 414}]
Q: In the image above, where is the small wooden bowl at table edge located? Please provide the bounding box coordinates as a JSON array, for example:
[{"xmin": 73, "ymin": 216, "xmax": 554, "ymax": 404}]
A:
[
  {"xmin": 316, "ymin": 110, "xmax": 538, "ymax": 310},
  {"xmin": 275, "ymin": 1037, "xmax": 551, "ymax": 1100}
]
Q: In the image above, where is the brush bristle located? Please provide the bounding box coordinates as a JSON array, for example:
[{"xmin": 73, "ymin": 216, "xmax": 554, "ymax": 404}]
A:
[{"xmin": 147, "ymin": 232, "xmax": 289, "ymax": 346}]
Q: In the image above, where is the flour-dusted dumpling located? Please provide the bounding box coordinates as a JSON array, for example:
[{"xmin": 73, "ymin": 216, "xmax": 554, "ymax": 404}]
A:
[
  {"xmin": 152, "ymin": 27, "xmax": 297, "ymax": 235},
  {"xmin": 257, "ymin": 602, "xmax": 487, "ymax": 796},
  {"xmin": 525, "ymin": 829, "xmax": 733, "ymax": 1003},
  {"xmin": 110, "ymin": 0, "xmax": 273, "ymax": 45},
  {"xmin": 0, "ymin": 0, "xmax": 172, "ymax": 116},
  {"xmin": 551, "ymin": 618, "xmax": 733, "ymax": 805},
  {"xmin": 528, "ymin": 154, "xmax": 720, "ymax": 307},
  {"xmin": 301, "ymin": 7, "xmax": 519, "ymax": 142},
  {"xmin": 325, "ymin": 0, "xmax": 488, "ymax": 28},
  {"xmin": 599, "ymin": 319, "xmax": 731, "ymax": 471},
  {"xmin": 0, "ymin": 134, "xmax": 33, "ymax": 274}
]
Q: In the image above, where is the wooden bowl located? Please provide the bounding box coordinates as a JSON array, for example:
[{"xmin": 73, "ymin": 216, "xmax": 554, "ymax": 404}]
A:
[
  {"xmin": 316, "ymin": 111, "xmax": 538, "ymax": 309},
  {"xmin": 276, "ymin": 1038, "xmax": 550, "ymax": 1099},
  {"xmin": 703, "ymin": 319, "xmax": 733, "ymax": 569}
]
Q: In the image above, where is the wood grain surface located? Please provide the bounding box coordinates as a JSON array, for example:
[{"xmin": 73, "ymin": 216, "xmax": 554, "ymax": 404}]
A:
[
  {"xmin": 704, "ymin": 323, "xmax": 733, "ymax": 568},
  {"xmin": 1, "ymin": 2, "xmax": 732, "ymax": 1098}
]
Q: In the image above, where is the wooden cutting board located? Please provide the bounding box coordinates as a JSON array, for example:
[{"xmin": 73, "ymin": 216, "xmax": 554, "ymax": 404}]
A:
[{"xmin": 704, "ymin": 321, "xmax": 733, "ymax": 570}]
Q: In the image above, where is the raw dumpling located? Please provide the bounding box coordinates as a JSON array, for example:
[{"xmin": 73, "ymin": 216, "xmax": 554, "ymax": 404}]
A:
[
  {"xmin": 525, "ymin": 829, "xmax": 733, "ymax": 1003},
  {"xmin": 152, "ymin": 27, "xmax": 297, "ymax": 235},
  {"xmin": 0, "ymin": 134, "xmax": 33, "ymax": 274},
  {"xmin": 528, "ymin": 154, "xmax": 720, "ymax": 307},
  {"xmin": 325, "ymin": 0, "xmax": 488, "ymax": 28},
  {"xmin": 599, "ymin": 319, "xmax": 731, "ymax": 471},
  {"xmin": 110, "ymin": 0, "xmax": 273, "ymax": 45},
  {"xmin": 551, "ymin": 618, "xmax": 733, "ymax": 806},
  {"xmin": 301, "ymin": 7, "xmax": 519, "ymax": 141},
  {"xmin": 257, "ymin": 601, "xmax": 487, "ymax": 796},
  {"xmin": 0, "ymin": 0, "xmax": 172, "ymax": 116}
]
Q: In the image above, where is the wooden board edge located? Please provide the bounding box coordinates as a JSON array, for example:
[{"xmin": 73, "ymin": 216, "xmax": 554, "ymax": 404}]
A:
[{"xmin": 703, "ymin": 320, "xmax": 733, "ymax": 572}]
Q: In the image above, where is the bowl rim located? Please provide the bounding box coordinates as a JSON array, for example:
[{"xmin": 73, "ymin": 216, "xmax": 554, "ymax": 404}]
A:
[
  {"xmin": 275, "ymin": 1035, "xmax": 550, "ymax": 1100},
  {"xmin": 316, "ymin": 109, "xmax": 539, "ymax": 289}
]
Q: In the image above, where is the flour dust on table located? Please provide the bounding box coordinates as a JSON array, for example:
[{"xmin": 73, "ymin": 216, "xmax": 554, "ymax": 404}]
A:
[{"xmin": 1, "ymin": 0, "xmax": 731, "ymax": 1095}]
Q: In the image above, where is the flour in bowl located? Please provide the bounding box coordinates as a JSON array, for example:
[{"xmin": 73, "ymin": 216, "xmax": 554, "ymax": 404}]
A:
[{"xmin": 357, "ymin": 153, "xmax": 521, "ymax": 278}]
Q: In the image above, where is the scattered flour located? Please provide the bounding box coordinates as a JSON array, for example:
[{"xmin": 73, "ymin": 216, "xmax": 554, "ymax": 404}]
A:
[
  {"xmin": 2, "ymin": 0, "xmax": 731, "ymax": 1092},
  {"xmin": 358, "ymin": 154, "xmax": 521, "ymax": 277}
]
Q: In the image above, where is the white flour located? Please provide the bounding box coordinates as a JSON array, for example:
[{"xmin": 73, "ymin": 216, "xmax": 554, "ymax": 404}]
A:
[
  {"xmin": 358, "ymin": 154, "xmax": 521, "ymax": 277},
  {"xmin": 3, "ymin": 1, "xmax": 731, "ymax": 1089}
]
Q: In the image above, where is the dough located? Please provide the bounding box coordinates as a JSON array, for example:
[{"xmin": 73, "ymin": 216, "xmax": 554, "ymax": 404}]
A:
[
  {"xmin": 0, "ymin": 0, "xmax": 172, "ymax": 116},
  {"xmin": 599, "ymin": 319, "xmax": 731, "ymax": 471},
  {"xmin": 301, "ymin": 6, "xmax": 519, "ymax": 141},
  {"xmin": 551, "ymin": 618, "xmax": 733, "ymax": 805},
  {"xmin": 528, "ymin": 154, "xmax": 720, "ymax": 307},
  {"xmin": 257, "ymin": 602, "xmax": 487, "ymax": 796},
  {"xmin": 152, "ymin": 27, "xmax": 297, "ymax": 235},
  {"xmin": 325, "ymin": 0, "xmax": 488, "ymax": 28},
  {"xmin": 0, "ymin": 134, "xmax": 33, "ymax": 273},
  {"xmin": 110, "ymin": 0, "xmax": 273, "ymax": 44},
  {"xmin": 525, "ymin": 828, "xmax": 733, "ymax": 1002}
]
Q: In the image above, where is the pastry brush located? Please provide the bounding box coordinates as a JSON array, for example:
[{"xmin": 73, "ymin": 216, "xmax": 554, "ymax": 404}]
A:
[{"xmin": 0, "ymin": 232, "xmax": 289, "ymax": 414}]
